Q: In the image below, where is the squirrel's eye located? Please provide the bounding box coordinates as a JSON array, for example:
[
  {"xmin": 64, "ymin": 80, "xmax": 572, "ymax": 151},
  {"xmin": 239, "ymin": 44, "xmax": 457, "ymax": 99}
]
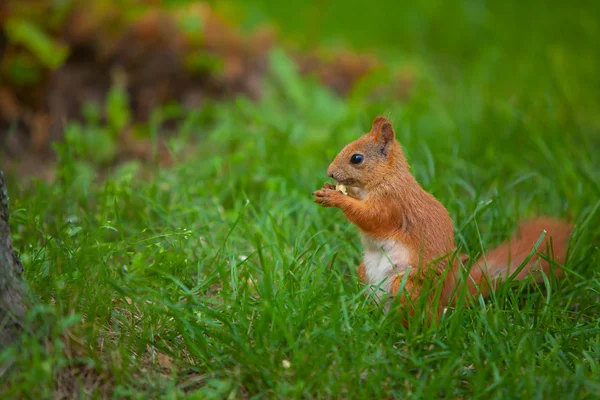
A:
[{"xmin": 350, "ymin": 154, "xmax": 364, "ymax": 164}]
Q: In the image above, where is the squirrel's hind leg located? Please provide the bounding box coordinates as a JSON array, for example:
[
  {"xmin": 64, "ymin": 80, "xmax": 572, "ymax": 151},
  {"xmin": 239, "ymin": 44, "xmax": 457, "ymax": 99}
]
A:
[{"xmin": 357, "ymin": 261, "xmax": 367, "ymax": 283}]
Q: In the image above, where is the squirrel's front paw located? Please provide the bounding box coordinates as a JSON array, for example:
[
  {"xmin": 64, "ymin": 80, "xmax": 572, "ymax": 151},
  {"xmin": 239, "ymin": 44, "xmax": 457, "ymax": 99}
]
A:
[{"xmin": 312, "ymin": 187, "xmax": 344, "ymax": 208}]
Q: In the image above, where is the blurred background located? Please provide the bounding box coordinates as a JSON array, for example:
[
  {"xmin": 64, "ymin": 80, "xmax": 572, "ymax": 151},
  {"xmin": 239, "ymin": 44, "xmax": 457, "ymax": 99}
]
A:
[{"xmin": 1, "ymin": 0, "xmax": 598, "ymax": 177}]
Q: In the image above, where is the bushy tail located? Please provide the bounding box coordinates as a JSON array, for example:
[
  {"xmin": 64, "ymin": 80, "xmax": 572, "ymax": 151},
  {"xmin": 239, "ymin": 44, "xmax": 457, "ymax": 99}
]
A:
[{"xmin": 464, "ymin": 218, "xmax": 573, "ymax": 297}]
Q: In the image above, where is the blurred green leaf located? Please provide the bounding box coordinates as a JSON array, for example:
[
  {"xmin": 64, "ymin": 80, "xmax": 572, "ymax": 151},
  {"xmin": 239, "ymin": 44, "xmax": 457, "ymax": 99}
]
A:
[
  {"xmin": 178, "ymin": 13, "xmax": 204, "ymax": 40},
  {"xmin": 106, "ymin": 85, "xmax": 132, "ymax": 136},
  {"xmin": 185, "ymin": 52, "xmax": 224, "ymax": 75},
  {"xmin": 4, "ymin": 54, "xmax": 43, "ymax": 85},
  {"xmin": 269, "ymin": 48, "xmax": 307, "ymax": 109},
  {"xmin": 5, "ymin": 17, "xmax": 69, "ymax": 69}
]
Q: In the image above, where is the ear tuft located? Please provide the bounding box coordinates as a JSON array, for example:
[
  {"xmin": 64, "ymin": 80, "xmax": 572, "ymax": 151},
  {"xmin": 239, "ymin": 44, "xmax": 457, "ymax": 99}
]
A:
[{"xmin": 370, "ymin": 116, "xmax": 390, "ymax": 134}]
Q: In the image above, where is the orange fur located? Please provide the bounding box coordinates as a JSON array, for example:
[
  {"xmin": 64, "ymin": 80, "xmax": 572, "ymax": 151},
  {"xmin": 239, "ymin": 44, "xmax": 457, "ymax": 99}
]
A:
[
  {"xmin": 313, "ymin": 116, "xmax": 573, "ymax": 319},
  {"xmin": 450, "ymin": 217, "xmax": 573, "ymax": 300},
  {"xmin": 357, "ymin": 261, "xmax": 367, "ymax": 283}
]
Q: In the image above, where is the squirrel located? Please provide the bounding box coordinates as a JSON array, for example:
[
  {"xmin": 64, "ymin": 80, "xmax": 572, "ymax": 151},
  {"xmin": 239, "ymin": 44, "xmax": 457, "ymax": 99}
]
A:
[{"xmin": 313, "ymin": 116, "xmax": 572, "ymax": 319}]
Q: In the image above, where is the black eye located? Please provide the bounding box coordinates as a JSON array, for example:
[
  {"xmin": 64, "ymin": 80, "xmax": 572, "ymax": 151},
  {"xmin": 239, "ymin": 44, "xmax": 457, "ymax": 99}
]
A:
[{"xmin": 350, "ymin": 154, "xmax": 364, "ymax": 164}]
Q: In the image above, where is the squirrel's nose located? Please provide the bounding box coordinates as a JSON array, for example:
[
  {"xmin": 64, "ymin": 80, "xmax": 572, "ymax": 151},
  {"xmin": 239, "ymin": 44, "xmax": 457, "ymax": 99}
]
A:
[{"xmin": 327, "ymin": 167, "xmax": 335, "ymax": 181}]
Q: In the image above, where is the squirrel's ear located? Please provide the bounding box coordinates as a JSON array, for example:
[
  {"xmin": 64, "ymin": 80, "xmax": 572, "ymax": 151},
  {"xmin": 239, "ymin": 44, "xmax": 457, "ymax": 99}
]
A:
[
  {"xmin": 370, "ymin": 116, "xmax": 389, "ymax": 133},
  {"xmin": 370, "ymin": 116, "xmax": 395, "ymax": 155}
]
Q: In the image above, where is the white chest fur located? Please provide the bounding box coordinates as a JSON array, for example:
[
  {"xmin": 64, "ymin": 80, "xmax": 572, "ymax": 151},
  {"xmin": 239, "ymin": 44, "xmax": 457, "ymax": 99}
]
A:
[{"xmin": 362, "ymin": 235, "xmax": 411, "ymax": 294}]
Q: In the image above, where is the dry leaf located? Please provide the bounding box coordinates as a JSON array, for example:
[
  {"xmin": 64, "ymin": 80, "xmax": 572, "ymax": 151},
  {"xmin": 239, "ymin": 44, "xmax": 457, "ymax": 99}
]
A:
[{"xmin": 157, "ymin": 353, "xmax": 172, "ymax": 369}]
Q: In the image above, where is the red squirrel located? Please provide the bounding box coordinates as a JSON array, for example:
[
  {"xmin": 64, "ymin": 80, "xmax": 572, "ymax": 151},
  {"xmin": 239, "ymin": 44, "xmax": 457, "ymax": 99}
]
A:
[{"xmin": 313, "ymin": 116, "xmax": 572, "ymax": 318}]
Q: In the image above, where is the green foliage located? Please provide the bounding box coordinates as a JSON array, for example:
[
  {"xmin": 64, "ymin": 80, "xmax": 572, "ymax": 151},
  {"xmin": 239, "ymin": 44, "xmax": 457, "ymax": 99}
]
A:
[
  {"xmin": 106, "ymin": 84, "xmax": 132, "ymax": 136},
  {"xmin": 2, "ymin": 0, "xmax": 600, "ymax": 398},
  {"xmin": 234, "ymin": 0, "xmax": 600, "ymax": 129},
  {"xmin": 1, "ymin": 0, "xmax": 75, "ymax": 85},
  {"xmin": 0, "ymin": 0, "xmax": 212, "ymax": 86},
  {"xmin": 3, "ymin": 53, "xmax": 45, "ymax": 86},
  {"xmin": 184, "ymin": 52, "xmax": 224, "ymax": 75},
  {"xmin": 53, "ymin": 83, "xmax": 133, "ymax": 168},
  {"xmin": 4, "ymin": 17, "xmax": 69, "ymax": 69}
]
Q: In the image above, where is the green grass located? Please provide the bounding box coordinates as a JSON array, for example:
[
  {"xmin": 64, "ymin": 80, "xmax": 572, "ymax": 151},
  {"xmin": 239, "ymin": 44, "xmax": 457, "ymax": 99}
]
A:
[{"xmin": 3, "ymin": 1, "xmax": 600, "ymax": 398}]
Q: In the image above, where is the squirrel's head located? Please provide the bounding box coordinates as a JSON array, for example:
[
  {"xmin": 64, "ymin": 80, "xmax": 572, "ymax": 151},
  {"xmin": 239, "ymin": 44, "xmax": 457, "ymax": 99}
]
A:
[{"xmin": 327, "ymin": 116, "xmax": 408, "ymax": 192}]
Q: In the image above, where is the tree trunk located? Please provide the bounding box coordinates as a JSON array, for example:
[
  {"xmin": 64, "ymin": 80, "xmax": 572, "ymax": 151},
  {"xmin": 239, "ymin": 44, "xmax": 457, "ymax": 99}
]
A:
[{"xmin": 0, "ymin": 170, "xmax": 28, "ymax": 348}]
